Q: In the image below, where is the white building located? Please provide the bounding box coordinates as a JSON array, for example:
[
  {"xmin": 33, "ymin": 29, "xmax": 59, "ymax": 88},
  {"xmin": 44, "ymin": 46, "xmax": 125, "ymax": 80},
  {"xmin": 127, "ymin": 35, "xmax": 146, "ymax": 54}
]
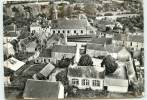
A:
[
  {"xmin": 68, "ymin": 65, "xmax": 105, "ymax": 90},
  {"xmin": 3, "ymin": 32, "xmax": 17, "ymax": 44},
  {"xmin": 30, "ymin": 21, "xmax": 51, "ymax": 37},
  {"xmin": 3, "ymin": 43, "xmax": 15, "ymax": 58},
  {"xmin": 4, "ymin": 57, "xmax": 25, "ymax": 71},
  {"xmin": 51, "ymin": 19, "xmax": 96, "ymax": 36}
]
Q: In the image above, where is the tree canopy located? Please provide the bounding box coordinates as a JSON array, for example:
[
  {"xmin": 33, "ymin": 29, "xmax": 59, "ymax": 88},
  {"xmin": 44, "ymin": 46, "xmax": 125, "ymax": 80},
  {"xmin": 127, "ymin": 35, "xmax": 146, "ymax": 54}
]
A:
[
  {"xmin": 78, "ymin": 54, "xmax": 93, "ymax": 66},
  {"xmin": 101, "ymin": 55, "xmax": 118, "ymax": 75}
]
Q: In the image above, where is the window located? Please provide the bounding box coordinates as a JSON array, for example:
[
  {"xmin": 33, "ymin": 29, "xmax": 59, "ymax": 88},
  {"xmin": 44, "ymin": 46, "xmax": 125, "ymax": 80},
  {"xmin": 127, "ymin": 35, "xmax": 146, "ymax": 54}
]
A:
[
  {"xmin": 130, "ymin": 42, "xmax": 132, "ymax": 46},
  {"xmin": 67, "ymin": 30, "xmax": 70, "ymax": 33},
  {"xmin": 58, "ymin": 30, "xmax": 60, "ymax": 33},
  {"xmin": 81, "ymin": 30, "xmax": 83, "ymax": 34},
  {"xmin": 74, "ymin": 30, "xmax": 76, "ymax": 33},
  {"xmin": 53, "ymin": 30, "xmax": 55, "ymax": 34},
  {"xmin": 72, "ymin": 79, "xmax": 79, "ymax": 85},
  {"xmin": 82, "ymin": 79, "xmax": 89, "ymax": 86},
  {"xmin": 48, "ymin": 59, "xmax": 50, "ymax": 62},
  {"xmin": 92, "ymin": 80, "xmax": 100, "ymax": 86},
  {"xmin": 63, "ymin": 30, "xmax": 65, "ymax": 33}
]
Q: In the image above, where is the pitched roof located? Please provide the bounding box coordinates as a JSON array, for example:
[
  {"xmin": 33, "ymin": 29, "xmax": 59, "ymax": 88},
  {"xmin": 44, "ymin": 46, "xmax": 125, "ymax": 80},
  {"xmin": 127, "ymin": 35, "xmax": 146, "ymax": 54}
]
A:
[
  {"xmin": 39, "ymin": 63, "xmax": 55, "ymax": 77},
  {"xmin": 4, "ymin": 32, "xmax": 17, "ymax": 37},
  {"xmin": 52, "ymin": 45, "xmax": 76, "ymax": 53},
  {"xmin": 89, "ymin": 37, "xmax": 112, "ymax": 45},
  {"xmin": 39, "ymin": 48, "xmax": 52, "ymax": 57},
  {"xmin": 104, "ymin": 78, "xmax": 128, "ymax": 87},
  {"xmin": 26, "ymin": 41, "xmax": 37, "ymax": 48},
  {"xmin": 87, "ymin": 44, "xmax": 122, "ymax": 53},
  {"xmin": 128, "ymin": 35, "xmax": 144, "ymax": 43},
  {"xmin": 68, "ymin": 66, "xmax": 105, "ymax": 79},
  {"xmin": 4, "ymin": 57, "xmax": 25, "ymax": 71},
  {"xmin": 23, "ymin": 79, "xmax": 61, "ymax": 99},
  {"xmin": 52, "ymin": 19, "xmax": 88, "ymax": 29},
  {"xmin": 4, "ymin": 24, "xmax": 15, "ymax": 32}
]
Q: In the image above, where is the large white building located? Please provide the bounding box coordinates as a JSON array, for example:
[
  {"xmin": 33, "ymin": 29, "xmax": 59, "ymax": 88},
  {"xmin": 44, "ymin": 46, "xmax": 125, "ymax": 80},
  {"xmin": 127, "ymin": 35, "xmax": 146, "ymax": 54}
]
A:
[{"xmin": 51, "ymin": 19, "xmax": 96, "ymax": 36}]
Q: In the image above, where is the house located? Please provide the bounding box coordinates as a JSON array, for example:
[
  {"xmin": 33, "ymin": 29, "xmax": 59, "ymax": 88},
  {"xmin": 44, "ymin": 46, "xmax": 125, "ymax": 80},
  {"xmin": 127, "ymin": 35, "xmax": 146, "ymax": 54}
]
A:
[
  {"xmin": 23, "ymin": 79, "xmax": 64, "ymax": 99},
  {"xmin": 86, "ymin": 44, "xmax": 122, "ymax": 59},
  {"xmin": 3, "ymin": 32, "xmax": 17, "ymax": 43},
  {"xmin": 51, "ymin": 45, "xmax": 77, "ymax": 60},
  {"xmin": 126, "ymin": 35, "xmax": 144, "ymax": 50},
  {"xmin": 30, "ymin": 21, "xmax": 51, "ymax": 37},
  {"xmin": 104, "ymin": 78, "xmax": 128, "ymax": 93},
  {"xmin": 4, "ymin": 57, "xmax": 25, "ymax": 71},
  {"xmin": 3, "ymin": 43, "xmax": 15, "ymax": 58},
  {"xmin": 104, "ymin": 61, "xmax": 129, "ymax": 93},
  {"xmin": 51, "ymin": 19, "xmax": 96, "ymax": 36},
  {"xmin": 33, "ymin": 63, "xmax": 55, "ymax": 80},
  {"xmin": 113, "ymin": 34, "xmax": 144, "ymax": 50},
  {"xmin": 26, "ymin": 41, "xmax": 37, "ymax": 53},
  {"xmin": 34, "ymin": 48, "xmax": 56, "ymax": 64},
  {"xmin": 4, "ymin": 23, "xmax": 16, "ymax": 33},
  {"xmin": 68, "ymin": 65, "xmax": 105, "ymax": 90}
]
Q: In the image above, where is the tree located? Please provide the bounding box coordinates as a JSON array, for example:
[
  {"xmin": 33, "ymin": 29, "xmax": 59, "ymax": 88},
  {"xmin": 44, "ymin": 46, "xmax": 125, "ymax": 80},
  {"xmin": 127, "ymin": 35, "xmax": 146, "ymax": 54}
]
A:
[
  {"xmin": 101, "ymin": 55, "xmax": 118, "ymax": 75},
  {"xmin": 58, "ymin": 58, "xmax": 71, "ymax": 68},
  {"xmin": 78, "ymin": 54, "xmax": 93, "ymax": 66},
  {"xmin": 56, "ymin": 69, "xmax": 68, "ymax": 85},
  {"xmin": 84, "ymin": 4, "xmax": 97, "ymax": 16}
]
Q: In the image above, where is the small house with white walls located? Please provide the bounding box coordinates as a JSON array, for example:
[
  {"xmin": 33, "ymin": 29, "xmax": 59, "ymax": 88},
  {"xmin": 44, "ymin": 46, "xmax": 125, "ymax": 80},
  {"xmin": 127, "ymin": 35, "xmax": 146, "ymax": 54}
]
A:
[
  {"xmin": 3, "ymin": 32, "xmax": 17, "ymax": 44},
  {"xmin": 3, "ymin": 43, "xmax": 15, "ymax": 58},
  {"xmin": 104, "ymin": 61, "xmax": 129, "ymax": 93},
  {"xmin": 30, "ymin": 21, "xmax": 51, "ymax": 37},
  {"xmin": 67, "ymin": 65, "xmax": 105, "ymax": 90},
  {"xmin": 51, "ymin": 45, "xmax": 77, "ymax": 61},
  {"xmin": 113, "ymin": 34, "xmax": 144, "ymax": 51},
  {"xmin": 34, "ymin": 48, "xmax": 57, "ymax": 64}
]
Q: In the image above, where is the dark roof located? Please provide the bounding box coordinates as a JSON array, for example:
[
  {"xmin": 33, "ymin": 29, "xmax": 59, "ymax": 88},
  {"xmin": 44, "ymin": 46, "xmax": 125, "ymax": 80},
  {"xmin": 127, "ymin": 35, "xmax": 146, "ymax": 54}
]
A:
[
  {"xmin": 4, "ymin": 24, "xmax": 15, "ymax": 32},
  {"xmin": 68, "ymin": 66, "xmax": 105, "ymax": 79},
  {"xmin": 52, "ymin": 45, "xmax": 76, "ymax": 53},
  {"xmin": 87, "ymin": 44, "xmax": 122, "ymax": 53},
  {"xmin": 4, "ymin": 32, "xmax": 17, "ymax": 37},
  {"xmin": 39, "ymin": 48, "xmax": 52, "ymax": 57},
  {"xmin": 113, "ymin": 34, "xmax": 122, "ymax": 40},
  {"xmin": 87, "ymin": 44, "xmax": 105, "ymax": 51},
  {"xmin": 128, "ymin": 35, "xmax": 144, "ymax": 43},
  {"xmin": 52, "ymin": 19, "xmax": 88, "ymax": 29},
  {"xmin": 89, "ymin": 37, "xmax": 112, "ymax": 45},
  {"xmin": 23, "ymin": 79, "xmax": 60, "ymax": 99}
]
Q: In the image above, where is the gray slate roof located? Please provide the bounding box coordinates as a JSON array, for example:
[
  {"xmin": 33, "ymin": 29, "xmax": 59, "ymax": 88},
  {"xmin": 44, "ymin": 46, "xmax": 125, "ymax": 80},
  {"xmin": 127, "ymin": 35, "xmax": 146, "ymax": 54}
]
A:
[
  {"xmin": 52, "ymin": 45, "xmax": 76, "ymax": 53},
  {"xmin": 68, "ymin": 66, "xmax": 105, "ymax": 79},
  {"xmin": 128, "ymin": 35, "xmax": 144, "ymax": 43},
  {"xmin": 23, "ymin": 79, "xmax": 60, "ymax": 99},
  {"xmin": 89, "ymin": 37, "xmax": 112, "ymax": 45},
  {"xmin": 87, "ymin": 44, "xmax": 122, "ymax": 53},
  {"xmin": 4, "ymin": 32, "xmax": 17, "ymax": 37},
  {"xmin": 52, "ymin": 19, "xmax": 88, "ymax": 29},
  {"xmin": 39, "ymin": 48, "xmax": 52, "ymax": 57}
]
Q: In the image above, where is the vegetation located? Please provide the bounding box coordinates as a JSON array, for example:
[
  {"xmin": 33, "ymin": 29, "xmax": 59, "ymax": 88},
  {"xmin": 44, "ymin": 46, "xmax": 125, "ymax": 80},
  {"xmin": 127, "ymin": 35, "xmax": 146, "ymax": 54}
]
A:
[
  {"xmin": 58, "ymin": 58, "xmax": 71, "ymax": 68},
  {"xmin": 78, "ymin": 54, "xmax": 93, "ymax": 66},
  {"xmin": 116, "ymin": 14, "xmax": 143, "ymax": 32},
  {"xmin": 101, "ymin": 55, "xmax": 118, "ymax": 75},
  {"xmin": 55, "ymin": 69, "xmax": 68, "ymax": 85},
  {"xmin": 84, "ymin": 4, "xmax": 97, "ymax": 16}
]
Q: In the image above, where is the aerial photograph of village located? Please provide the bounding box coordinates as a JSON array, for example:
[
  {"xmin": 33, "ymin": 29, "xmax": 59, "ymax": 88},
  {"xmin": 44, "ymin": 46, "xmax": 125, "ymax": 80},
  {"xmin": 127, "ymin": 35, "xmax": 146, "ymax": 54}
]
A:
[{"xmin": 3, "ymin": 0, "xmax": 144, "ymax": 99}]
